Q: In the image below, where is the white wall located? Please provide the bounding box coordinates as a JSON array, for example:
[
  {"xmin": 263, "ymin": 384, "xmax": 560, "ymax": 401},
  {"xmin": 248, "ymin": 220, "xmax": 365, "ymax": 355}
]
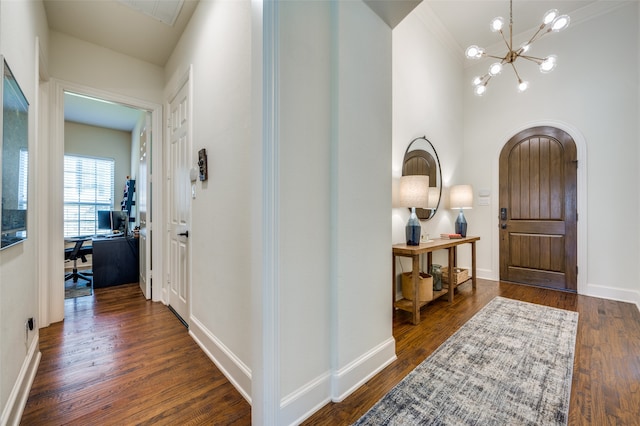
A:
[
  {"xmin": 331, "ymin": 0, "xmax": 395, "ymax": 403},
  {"xmin": 64, "ymin": 121, "xmax": 132, "ymax": 207},
  {"xmin": 392, "ymin": 2, "xmax": 465, "ymax": 270},
  {"xmin": 49, "ymin": 32, "xmax": 164, "ymax": 105},
  {"xmin": 166, "ymin": 1, "xmax": 396, "ymax": 423},
  {"xmin": 164, "ymin": 0, "xmax": 254, "ymax": 400},
  {"xmin": 463, "ymin": 2, "xmax": 639, "ymax": 305},
  {"xmin": 277, "ymin": 0, "xmax": 332, "ymax": 412},
  {"xmin": 0, "ymin": 0, "xmax": 49, "ymax": 423}
]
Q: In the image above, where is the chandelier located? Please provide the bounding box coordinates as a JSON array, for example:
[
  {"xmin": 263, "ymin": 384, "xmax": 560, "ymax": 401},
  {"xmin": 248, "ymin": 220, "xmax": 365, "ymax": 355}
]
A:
[{"xmin": 465, "ymin": 0, "xmax": 570, "ymax": 96}]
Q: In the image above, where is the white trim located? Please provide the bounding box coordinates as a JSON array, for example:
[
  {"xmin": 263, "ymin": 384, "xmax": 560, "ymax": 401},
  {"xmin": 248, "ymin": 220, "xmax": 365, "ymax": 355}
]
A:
[
  {"xmin": 163, "ymin": 65, "xmax": 193, "ymax": 319},
  {"xmin": 277, "ymin": 337, "xmax": 396, "ymax": 426},
  {"xmin": 331, "ymin": 337, "xmax": 397, "ymax": 402},
  {"xmin": 585, "ymin": 284, "xmax": 640, "ymax": 312},
  {"xmin": 0, "ymin": 336, "xmax": 41, "ymax": 426},
  {"xmin": 188, "ymin": 316, "xmax": 252, "ymax": 402},
  {"xmin": 280, "ymin": 372, "xmax": 331, "ymax": 426},
  {"xmin": 250, "ymin": 0, "xmax": 281, "ymax": 424},
  {"xmin": 46, "ymin": 78, "xmax": 163, "ymax": 325},
  {"xmin": 491, "ymin": 120, "xmax": 587, "ymax": 294}
]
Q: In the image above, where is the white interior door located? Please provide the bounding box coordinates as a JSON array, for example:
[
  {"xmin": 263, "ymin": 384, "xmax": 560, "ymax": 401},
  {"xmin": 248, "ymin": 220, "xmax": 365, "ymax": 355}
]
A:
[
  {"xmin": 138, "ymin": 112, "xmax": 152, "ymax": 299},
  {"xmin": 167, "ymin": 78, "xmax": 191, "ymax": 324}
]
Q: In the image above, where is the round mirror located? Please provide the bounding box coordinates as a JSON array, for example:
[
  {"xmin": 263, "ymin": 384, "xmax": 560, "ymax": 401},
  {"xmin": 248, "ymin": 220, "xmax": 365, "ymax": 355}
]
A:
[{"xmin": 402, "ymin": 136, "xmax": 442, "ymax": 220}]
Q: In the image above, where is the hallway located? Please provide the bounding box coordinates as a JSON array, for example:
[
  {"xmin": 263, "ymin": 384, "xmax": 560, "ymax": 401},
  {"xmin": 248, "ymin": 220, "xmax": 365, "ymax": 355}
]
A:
[{"xmin": 21, "ymin": 284, "xmax": 250, "ymax": 425}]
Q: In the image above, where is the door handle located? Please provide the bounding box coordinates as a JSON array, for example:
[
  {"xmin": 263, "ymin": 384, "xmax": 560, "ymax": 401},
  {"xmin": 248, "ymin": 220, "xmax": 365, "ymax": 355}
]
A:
[{"xmin": 178, "ymin": 231, "xmax": 189, "ymax": 238}]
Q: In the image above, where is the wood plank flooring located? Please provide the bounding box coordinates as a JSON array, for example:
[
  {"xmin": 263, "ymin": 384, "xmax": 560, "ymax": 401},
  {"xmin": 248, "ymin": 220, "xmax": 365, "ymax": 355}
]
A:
[
  {"xmin": 22, "ymin": 280, "xmax": 640, "ymax": 425},
  {"xmin": 21, "ymin": 284, "xmax": 251, "ymax": 425},
  {"xmin": 303, "ymin": 279, "xmax": 640, "ymax": 425}
]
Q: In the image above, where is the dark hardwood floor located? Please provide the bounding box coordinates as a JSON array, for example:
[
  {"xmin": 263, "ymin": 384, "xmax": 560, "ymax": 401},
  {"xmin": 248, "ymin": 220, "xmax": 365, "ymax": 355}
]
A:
[
  {"xmin": 22, "ymin": 280, "xmax": 640, "ymax": 425},
  {"xmin": 304, "ymin": 279, "xmax": 640, "ymax": 425},
  {"xmin": 21, "ymin": 284, "xmax": 251, "ymax": 425}
]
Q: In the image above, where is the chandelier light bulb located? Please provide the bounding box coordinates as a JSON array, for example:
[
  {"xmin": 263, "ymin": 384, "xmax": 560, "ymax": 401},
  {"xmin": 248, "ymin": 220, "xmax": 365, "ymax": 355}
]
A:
[
  {"xmin": 472, "ymin": 76, "xmax": 483, "ymax": 86},
  {"xmin": 488, "ymin": 62, "xmax": 503, "ymax": 76},
  {"xmin": 490, "ymin": 17, "xmax": 504, "ymax": 32},
  {"xmin": 518, "ymin": 80, "xmax": 529, "ymax": 92},
  {"xmin": 474, "ymin": 84, "xmax": 487, "ymax": 96},
  {"xmin": 465, "ymin": 45, "xmax": 484, "ymax": 59},
  {"xmin": 551, "ymin": 15, "xmax": 570, "ymax": 32},
  {"xmin": 542, "ymin": 9, "xmax": 559, "ymax": 25},
  {"xmin": 520, "ymin": 43, "xmax": 530, "ymax": 54},
  {"xmin": 539, "ymin": 55, "xmax": 557, "ymax": 73}
]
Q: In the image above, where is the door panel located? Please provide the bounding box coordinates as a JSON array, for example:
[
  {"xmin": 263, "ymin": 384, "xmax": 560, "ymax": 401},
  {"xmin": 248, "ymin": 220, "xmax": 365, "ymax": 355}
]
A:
[
  {"xmin": 499, "ymin": 126, "xmax": 577, "ymax": 291},
  {"xmin": 139, "ymin": 112, "xmax": 151, "ymax": 299},
  {"xmin": 167, "ymin": 79, "xmax": 190, "ymax": 324}
]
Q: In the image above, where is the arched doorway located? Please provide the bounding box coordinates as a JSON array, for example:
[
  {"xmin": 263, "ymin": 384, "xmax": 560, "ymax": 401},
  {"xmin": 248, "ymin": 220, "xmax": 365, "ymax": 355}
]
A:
[{"xmin": 498, "ymin": 126, "xmax": 577, "ymax": 292}]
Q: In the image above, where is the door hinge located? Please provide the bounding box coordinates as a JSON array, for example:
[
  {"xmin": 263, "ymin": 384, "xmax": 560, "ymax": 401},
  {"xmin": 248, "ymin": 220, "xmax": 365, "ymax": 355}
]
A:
[
  {"xmin": 576, "ymin": 212, "xmax": 578, "ymax": 222},
  {"xmin": 576, "ymin": 266, "xmax": 578, "ymax": 275}
]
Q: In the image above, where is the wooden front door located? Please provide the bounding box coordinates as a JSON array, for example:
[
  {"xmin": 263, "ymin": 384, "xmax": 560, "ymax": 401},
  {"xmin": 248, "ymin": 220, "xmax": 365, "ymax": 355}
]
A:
[{"xmin": 499, "ymin": 126, "xmax": 577, "ymax": 291}]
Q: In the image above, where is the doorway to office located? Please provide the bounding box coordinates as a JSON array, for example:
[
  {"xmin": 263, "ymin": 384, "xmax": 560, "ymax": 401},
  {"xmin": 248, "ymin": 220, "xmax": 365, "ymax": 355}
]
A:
[{"xmin": 44, "ymin": 79, "xmax": 164, "ymax": 326}]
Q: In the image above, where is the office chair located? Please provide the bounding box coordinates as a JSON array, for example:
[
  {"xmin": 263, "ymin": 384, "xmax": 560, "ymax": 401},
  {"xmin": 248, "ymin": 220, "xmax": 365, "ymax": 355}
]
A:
[{"xmin": 65, "ymin": 239, "xmax": 93, "ymax": 284}]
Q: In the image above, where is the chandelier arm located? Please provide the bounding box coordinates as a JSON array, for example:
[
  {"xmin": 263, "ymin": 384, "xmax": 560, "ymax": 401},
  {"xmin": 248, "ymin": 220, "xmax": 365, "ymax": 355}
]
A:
[
  {"xmin": 523, "ymin": 26, "xmax": 546, "ymax": 47},
  {"xmin": 520, "ymin": 55, "xmax": 545, "ymax": 64},
  {"xmin": 510, "ymin": 62, "xmax": 523, "ymax": 82},
  {"xmin": 486, "ymin": 54, "xmax": 508, "ymax": 61},
  {"xmin": 498, "ymin": 30, "xmax": 513, "ymax": 52}
]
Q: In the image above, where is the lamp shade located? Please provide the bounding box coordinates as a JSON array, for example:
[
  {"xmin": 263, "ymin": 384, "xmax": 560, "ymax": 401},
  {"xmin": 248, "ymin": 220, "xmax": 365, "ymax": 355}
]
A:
[
  {"xmin": 399, "ymin": 176, "xmax": 429, "ymax": 209},
  {"xmin": 449, "ymin": 184, "xmax": 473, "ymax": 209}
]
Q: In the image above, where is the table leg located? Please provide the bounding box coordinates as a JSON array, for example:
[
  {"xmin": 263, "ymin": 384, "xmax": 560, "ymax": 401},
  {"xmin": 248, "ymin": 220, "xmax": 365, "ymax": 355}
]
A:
[
  {"xmin": 471, "ymin": 241, "xmax": 477, "ymax": 290},
  {"xmin": 447, "ymin": 248, "xmax": 455, "ymax": 302},
  {"xmin": 412, "ymin": 254, "xmax": 420, "ymax": 325},
  {"xmin": 392, "ymin": 253, "xmax": 397, "ymax": 315}
]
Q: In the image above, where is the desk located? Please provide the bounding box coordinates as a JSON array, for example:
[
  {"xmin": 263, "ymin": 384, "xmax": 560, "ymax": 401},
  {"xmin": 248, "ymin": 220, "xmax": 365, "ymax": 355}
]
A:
[
  {"xmin": 92, "ymin": 236, "xmax": 139, "ymax": 288},
  {"xmin": 392, "ymin": 236, "xmax": 480, "ymax": 324}
]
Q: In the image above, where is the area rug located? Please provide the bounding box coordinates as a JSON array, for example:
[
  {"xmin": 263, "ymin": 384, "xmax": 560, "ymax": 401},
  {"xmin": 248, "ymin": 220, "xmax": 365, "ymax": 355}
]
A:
[
  {"xmin": 65, "ymin": 278, "xmax": 93, "ymax": 299},
  {"xmin": 354, "ymin": 297, "xmax": 578, "ymax": 425}
]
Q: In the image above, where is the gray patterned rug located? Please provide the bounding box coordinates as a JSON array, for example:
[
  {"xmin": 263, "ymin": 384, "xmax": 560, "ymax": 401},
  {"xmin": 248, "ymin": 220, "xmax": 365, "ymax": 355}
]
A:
[{"xmin": 354, "ymin": 297, "xmax": 578, "ymax": 425}]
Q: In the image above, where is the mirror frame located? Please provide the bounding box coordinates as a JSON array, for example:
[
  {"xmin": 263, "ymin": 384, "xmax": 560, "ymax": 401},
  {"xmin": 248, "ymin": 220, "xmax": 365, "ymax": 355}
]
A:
[
  {"xmin": 1, "ymin": 56, "xmax": 30, "ymax": 249},
  {"xmin": 402, "ymin": 136, "xmax": 442, "ymax": 220}
]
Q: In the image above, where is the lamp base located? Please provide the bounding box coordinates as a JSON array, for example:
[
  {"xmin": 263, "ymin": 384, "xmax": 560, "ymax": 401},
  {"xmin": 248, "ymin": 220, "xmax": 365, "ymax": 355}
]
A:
[
  {"xmin": 406, "ymin": 209, "xmax": 421, "ymax": 246},
  {"xmin": 455, "ymin": 210, "xmax": 467, "ymax": 237}
]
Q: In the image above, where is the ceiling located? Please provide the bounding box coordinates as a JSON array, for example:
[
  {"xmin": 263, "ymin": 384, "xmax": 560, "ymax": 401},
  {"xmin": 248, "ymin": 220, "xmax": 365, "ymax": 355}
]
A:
[
  {"xmin": 45, "ymin": 0, "xmax": 604, "ymax": 132},
  {"xmin": 424, "ymin": 0, "xmax": 599, "ymax": 52},
  {"xmin": 44, "ymin": 0, "xmax": 199, "ymax": 132}
]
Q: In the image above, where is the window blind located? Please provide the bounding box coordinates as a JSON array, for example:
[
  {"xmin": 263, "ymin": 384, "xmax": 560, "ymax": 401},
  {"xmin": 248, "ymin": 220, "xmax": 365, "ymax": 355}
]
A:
[{"xmin": 63, "ymin": 155, "xmax": 114, "ymax": 238}]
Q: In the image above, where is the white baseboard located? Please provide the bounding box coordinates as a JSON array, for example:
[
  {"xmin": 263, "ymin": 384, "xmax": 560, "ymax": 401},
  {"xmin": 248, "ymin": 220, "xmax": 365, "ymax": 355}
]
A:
[
  {"xmin": 279, "ymin": 336, "xmax": 396, "ymax": 426},
  {"xmin": 330, "ymin": 336, "xmax": 397, "ymax": 403},
  {"xmin": 188, "ymin": 316, "xmax": 252, "ymax": 404},
  {"xmin": 585, "ymin": 283, "xmax": 640, "ymax": 312},
  {"xmin": 280, "ymin": 372, "xmax": 332, "ymax": 426},
  {"xmin": 1, "ymin": 336, "xmax": 41, "ymax": 426}
]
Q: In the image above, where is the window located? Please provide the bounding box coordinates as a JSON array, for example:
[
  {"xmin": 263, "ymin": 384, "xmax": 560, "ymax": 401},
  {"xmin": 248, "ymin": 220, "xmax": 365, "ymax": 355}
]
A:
[
  {"xmin": 64, "ymin": 155, "xmax": 114, "ymax": 238},
  {"xmin": 18, "ymin": 149, "xmax": 28, "ymax": 210}
]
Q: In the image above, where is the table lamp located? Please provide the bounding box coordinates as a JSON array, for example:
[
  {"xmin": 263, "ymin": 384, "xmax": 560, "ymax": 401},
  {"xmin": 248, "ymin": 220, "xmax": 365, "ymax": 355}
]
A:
[
  {"xmin": 399, "ymin": 175, "xmax": 429, "ymax": 245},
  {"xmin": 449, "ymin": 184, "xmax": 473, "ymax": 237}
]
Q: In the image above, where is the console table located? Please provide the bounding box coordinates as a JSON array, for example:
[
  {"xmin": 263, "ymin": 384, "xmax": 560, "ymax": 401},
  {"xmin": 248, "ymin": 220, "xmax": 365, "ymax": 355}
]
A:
[{"xmin": 392, "ymin": 236, "xmax": 480, "ymax": 324}]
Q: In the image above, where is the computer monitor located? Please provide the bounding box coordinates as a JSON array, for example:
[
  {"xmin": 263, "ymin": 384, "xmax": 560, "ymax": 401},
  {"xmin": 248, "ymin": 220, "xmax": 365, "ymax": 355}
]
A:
[
  {"xmin": 111, "ymin": 210, "xmax": 129, "ymax": 235},
  {"xmin": 97, "ymin": 210, "xmax": 112, "ymax": 232}
]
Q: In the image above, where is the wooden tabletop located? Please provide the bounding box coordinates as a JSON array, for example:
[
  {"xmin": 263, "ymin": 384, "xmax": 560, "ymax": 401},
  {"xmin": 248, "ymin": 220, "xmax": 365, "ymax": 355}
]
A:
[{"xmin": 392, "ymin": 236, "xmax": 480, "ymax": 255}]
